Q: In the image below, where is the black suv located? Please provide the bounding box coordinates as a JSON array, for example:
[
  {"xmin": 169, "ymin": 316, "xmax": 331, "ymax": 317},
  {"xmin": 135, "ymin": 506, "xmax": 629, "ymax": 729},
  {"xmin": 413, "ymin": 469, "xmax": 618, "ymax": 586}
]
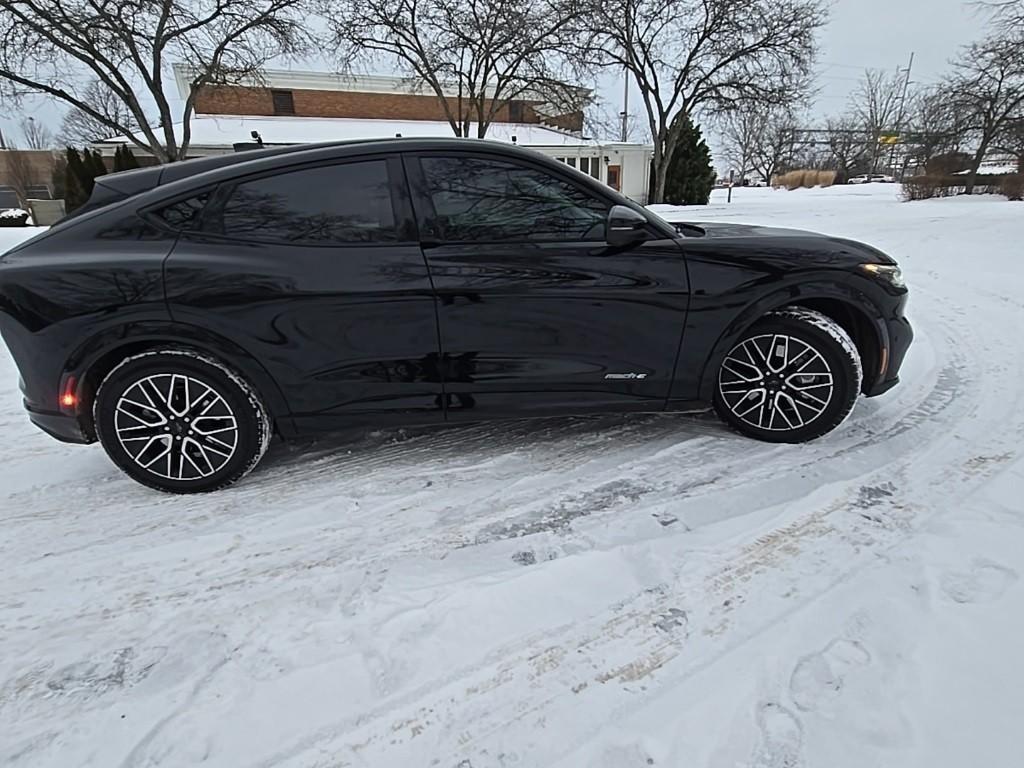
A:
[{"xmin": 0, "ymin": 139, "xmax": 912, "ymax": 493}]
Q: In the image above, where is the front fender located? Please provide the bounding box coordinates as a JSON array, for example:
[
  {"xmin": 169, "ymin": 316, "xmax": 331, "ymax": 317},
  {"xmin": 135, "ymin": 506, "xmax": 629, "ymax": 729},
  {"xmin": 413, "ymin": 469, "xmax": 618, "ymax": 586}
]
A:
[{"xmin": 673, "ymin": 274, "xmax": 889, "ymax": 404}]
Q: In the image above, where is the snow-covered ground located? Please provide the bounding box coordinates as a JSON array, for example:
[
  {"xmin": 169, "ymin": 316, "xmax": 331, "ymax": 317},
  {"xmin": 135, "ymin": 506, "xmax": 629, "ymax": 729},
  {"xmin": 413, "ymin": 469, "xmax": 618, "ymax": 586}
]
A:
[{"xmin": 3, "ymin": 184, "xmax": 1024, "ymax": 767}]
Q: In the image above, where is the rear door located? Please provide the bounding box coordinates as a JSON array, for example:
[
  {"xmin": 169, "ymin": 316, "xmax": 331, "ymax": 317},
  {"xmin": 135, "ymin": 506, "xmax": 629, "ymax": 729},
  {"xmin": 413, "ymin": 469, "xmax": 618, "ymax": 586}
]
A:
[
  {"xmin": 162, "ymin": 154, "xmax": 443, "ymax": 431},
  {"xmin": 405, "ymin": 151, "xmax": 690, "ymax": 419}
]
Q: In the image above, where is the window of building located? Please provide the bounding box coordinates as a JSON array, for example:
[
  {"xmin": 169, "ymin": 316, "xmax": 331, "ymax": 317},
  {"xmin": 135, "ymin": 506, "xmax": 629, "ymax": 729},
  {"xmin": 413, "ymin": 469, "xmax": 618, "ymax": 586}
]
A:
[
  {"xmin": 607, "ymin": 165, "xmax": 621, "ymax": 191},
  {"xmin": 420, "ymin": 156, "xmax": 608, "ymax": 243},
  {"xmin": 216, "ymin": 160, "xmax": 397, "ymax": 244},
  {"xmin": 271, "ymin": 90, "xmax": 296, "ymax": 116}
]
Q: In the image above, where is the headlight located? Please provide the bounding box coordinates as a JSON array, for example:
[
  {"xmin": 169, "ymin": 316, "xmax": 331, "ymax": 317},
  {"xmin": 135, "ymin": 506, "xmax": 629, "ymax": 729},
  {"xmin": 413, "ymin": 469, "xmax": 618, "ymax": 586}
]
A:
[{"xmin": 859, "ymin": 263, "xmax": 905, "ymax": 289}]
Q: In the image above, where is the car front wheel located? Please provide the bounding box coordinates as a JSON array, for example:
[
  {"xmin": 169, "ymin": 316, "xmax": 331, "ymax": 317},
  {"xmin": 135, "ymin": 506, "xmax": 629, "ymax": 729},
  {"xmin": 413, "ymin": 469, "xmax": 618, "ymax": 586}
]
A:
[
  {"xmin": 714, "ymin": 307, "xmax": 863, "ymax": 442},
  {"xmin": 94, "ymin": 349, "xmax": 272, "ymax": 493}
]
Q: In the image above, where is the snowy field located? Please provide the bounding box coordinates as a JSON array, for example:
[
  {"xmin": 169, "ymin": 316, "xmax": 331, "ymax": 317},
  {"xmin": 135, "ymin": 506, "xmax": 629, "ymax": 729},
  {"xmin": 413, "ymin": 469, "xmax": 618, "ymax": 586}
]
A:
[{"xmin": 2, "ymin": 184, "xmax": 1024, "ymax": 767}]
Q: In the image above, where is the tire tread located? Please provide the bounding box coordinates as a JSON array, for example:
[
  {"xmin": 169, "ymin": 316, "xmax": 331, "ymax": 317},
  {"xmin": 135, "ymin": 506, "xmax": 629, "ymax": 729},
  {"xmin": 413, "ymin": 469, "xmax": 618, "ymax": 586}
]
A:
[
  {"xmin": 94, "ymin": 348, "xmax": 271, "ymax": 493},
  {"xmin": 714, "ymin": 307, "xmax": 862, "ymax": 443}
]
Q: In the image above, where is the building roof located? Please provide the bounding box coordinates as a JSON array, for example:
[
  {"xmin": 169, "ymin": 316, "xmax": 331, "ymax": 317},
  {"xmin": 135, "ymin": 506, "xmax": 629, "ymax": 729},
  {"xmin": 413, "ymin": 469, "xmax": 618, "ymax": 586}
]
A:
[
  {"xmin": 101, "ymin": 114, "xmax": 603, "ymax": 149},
  {"xmin": 172, "ymin": 65, "xmax": 591, "ymax": 103}
]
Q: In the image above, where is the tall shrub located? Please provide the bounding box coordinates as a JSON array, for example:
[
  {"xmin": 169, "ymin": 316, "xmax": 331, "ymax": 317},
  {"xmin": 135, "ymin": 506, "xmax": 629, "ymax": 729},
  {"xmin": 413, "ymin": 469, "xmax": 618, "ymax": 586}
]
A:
[
  {"xmin": 63, "ymin": 146, "xmax": 108, "ymax": 212},
  {"xmin": 660, "ymin": 116, "xmax": 716, "ymax": 205}
]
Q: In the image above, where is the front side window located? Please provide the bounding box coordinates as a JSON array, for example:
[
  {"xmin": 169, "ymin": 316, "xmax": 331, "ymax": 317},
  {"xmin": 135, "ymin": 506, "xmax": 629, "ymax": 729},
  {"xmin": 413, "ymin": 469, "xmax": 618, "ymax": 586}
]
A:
[
  {"xmin": 217, "ymin": 160, "xmax": 397, "ymax": 244},
  {"xmin": 420, "ymin": 156, "xmax": 608, "ymax": 243}
]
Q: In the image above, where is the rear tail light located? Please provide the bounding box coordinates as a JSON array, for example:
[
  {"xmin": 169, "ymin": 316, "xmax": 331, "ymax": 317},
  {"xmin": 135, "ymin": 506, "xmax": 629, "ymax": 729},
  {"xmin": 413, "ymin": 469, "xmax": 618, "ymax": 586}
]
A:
[{"xmin": 60, "ymin": 376, "xmax": 78, "ymax": 410}]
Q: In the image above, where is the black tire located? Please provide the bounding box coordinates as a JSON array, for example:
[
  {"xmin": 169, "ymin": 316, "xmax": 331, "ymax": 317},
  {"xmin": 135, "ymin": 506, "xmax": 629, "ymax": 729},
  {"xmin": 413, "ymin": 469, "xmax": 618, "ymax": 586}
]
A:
[
  {"xmin": 713, "ymin": 307, "xmax": 863, "ymax": 443},
  {"xmin": 94, "ymin": 349, "xmax": 272, "ymax": 493}
]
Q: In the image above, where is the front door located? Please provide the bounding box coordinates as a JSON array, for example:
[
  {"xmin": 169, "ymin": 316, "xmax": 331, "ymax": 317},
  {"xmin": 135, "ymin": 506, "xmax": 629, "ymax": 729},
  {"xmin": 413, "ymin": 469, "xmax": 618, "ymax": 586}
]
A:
[
  {"xmin": 163, "ymin": 155, "xmax": 443, "ymax": 431},
  {"xmin": 607, "ymin": 164, "xmax": 621, "ymax": 191},
  {"xmin": 405, "ymin": 151, "xmax": 690, "ymax": 420}
]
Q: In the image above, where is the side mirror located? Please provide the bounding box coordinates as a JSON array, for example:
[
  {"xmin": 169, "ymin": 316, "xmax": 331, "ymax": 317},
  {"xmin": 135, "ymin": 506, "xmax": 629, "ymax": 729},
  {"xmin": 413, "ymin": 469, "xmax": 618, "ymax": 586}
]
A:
[{"xmin": 606, "ymin": 204, "xmax": 649, "ymax": 246}]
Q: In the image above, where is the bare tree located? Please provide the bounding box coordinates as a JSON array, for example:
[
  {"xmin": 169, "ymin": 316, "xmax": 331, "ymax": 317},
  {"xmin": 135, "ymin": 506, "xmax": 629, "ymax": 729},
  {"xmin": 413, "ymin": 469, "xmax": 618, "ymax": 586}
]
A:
[
  {"xmin": 720, "ymin": 104, "xmax": 798, "ymax": 183},
  {"xmin": 849, "ymin": 69, "xmax": 906, "ymax": 172},
  {"xmin": 749, "ymin": 109, "xmax": 798, "ymax": 183},
  {"xmin": 322, "ymin": 0, "xmax": 586, "ymax": 139},
  {"xmin": 995, "ymin": 117, "xmax": 1024, "ymax": 173},
  {"xmin": 903, "ymin": 85, "xmax": 966, "ymax": 174},
  {"xmin": 577, "ymin": 0, "xmax": 826, "ymax": 203},
  {"xmin": 824, "ymin": 114, "xmax": 872, "ymax": 179},
  {"xmin": 947, "ymin": 34, "xmax": 1024, "ymax": 193},
  {"xmin": 19, "ymin": 116, "xmax": 53, "ymax": 149},
  {"xmin": 0, "ymin": 0, "xmax": 308, "ymax": 162},
  {"xmin": 718, "ymin": 108, "xmax": 761, "ymax": 181},
  {"xmin": 57, "ymin": 80, "xmax": 138, "ymax": 146},
  {"xmin": 584, "ymin": 97, "xmax": 648, "ymax": 143},
  {"xmin": 976, "ymin": 0, "xmax": 1024, "ymax": 32}
]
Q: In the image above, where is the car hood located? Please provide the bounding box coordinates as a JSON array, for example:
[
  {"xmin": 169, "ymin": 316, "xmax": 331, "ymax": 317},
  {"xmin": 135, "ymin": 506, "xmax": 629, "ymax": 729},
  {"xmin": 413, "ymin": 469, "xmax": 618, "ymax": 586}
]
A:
[
  {"xmin": 690, "ymin": 222, "xmax": 835, "ymax": 239},
  {"xmin": 681, "ymin": 221, "xmax": 897, "ymax": 265}
]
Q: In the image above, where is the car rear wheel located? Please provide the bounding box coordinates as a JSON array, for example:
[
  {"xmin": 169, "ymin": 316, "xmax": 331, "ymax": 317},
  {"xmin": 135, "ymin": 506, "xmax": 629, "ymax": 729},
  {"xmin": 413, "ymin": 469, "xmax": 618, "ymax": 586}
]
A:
[
  {"xmin": 714, "ymin": 308, "xmax": 863, "ymax": 443},
  {"xmin": 94, "ymin": 350, "xmax": 272, "ymax": 493}
]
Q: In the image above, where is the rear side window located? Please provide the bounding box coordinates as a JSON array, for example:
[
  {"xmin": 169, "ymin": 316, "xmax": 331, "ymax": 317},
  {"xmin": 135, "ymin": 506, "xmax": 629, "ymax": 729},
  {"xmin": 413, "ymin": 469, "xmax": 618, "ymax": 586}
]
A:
[
  {"xmin": 420, "ymin": 156, "xmax": 608, "ymax": 243},
  {"xmin": 216, "ymin": 160, "xmax": 397, "ymax": 244},
  {"xmin": 154, "ymin": 192, "xmax": 210, "ymax": 231}
]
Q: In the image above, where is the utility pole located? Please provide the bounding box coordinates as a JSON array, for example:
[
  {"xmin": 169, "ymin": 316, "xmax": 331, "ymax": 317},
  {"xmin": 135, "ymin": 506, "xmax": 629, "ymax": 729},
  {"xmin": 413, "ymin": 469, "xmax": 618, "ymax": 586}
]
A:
[
  {"xmin": 889, "ymin": 52, "xmax": 915, "ymax": 177},
  {"xmin": 620, "ymin": 70, "xmax": 629, "ymax": 143}
]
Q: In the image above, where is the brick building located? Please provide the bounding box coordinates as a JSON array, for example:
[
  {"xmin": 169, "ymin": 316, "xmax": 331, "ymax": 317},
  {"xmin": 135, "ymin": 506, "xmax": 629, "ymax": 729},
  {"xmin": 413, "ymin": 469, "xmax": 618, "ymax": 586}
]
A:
[
  {"xmin": 188, "ymin": 69, "xmax": 586, "ymax": 134},
  {"xmin": 0, "ymin": 149, "xmax": 57, "ymax": 209},
  {"xmin": 94, "ymin": 68, "xmax": 655, "ymax": 203}
]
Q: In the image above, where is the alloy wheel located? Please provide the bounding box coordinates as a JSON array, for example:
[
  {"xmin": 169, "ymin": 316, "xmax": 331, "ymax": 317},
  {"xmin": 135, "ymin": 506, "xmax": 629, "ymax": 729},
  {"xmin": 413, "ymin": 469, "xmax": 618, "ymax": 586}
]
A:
[
  {"xmin": 114, "ymin": 373, "xmax": 239, "ymax": 481},
  {"xmin": 718, "ymin": 333, "xmax": 835, "ymax": 432}
]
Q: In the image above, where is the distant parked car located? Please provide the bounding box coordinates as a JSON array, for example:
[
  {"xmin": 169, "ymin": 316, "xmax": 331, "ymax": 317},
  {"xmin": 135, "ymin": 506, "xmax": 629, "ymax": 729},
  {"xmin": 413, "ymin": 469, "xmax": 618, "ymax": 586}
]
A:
[
  {"xmin": 0, "ymin": 139, "xmax": 913, "ymax": 492},
  {"xmin": 848, "ymin": 174, "xmax": 895, "ymax": 185},
  {"xmin": 0, "ymin": 208, "xmax": 30, "ymax": 227}
]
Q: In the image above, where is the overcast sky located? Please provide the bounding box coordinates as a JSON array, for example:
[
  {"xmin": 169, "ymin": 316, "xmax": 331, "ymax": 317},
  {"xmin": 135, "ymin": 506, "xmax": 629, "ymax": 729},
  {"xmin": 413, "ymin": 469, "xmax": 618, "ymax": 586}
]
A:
[
  {"xmin": 0, "ymin": 0, "xmax": 989, "ymax": 153},
  {"xmin": 812, "ymin": 0, "xmax": 985, "ymax": 114}
]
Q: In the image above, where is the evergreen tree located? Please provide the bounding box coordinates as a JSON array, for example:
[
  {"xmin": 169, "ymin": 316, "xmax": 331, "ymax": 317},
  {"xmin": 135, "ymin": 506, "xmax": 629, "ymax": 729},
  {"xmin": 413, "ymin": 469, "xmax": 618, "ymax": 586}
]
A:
[
  {"xmin": 51, "ymin": 153, "xmax": 67, "ymax": 201},
  {"xmin": 660, "ymin": 116, "xmax": 717, "ymax": 205},
  {"xmin": 112, "ymin": 146, "xmax": 141, "ymax": 171},
  {"xmin": 86, "ymin": 148, "xmax": 108, "ymax": 180},
  {"xmin": 63, "ymin": 147, "xmax": 89, "ymax": 212},
  {"xmin": 62, "ymin": 147, "xmax": 109, "ymax": 212}
]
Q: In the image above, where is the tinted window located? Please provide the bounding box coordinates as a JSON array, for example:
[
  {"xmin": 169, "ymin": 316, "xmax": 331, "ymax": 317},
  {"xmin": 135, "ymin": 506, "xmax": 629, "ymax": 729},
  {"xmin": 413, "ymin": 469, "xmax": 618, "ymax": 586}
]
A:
[
  {"xmin": 421, "ymin": 157, "xmax": 608, "ymax": 243},
  {"xmin": 218, "ymin": 161, "xmax": 396, "ymax": 244},
  {"xmin": 155, "ymin": 192, "xmax": 210, "ymax": 230}
]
